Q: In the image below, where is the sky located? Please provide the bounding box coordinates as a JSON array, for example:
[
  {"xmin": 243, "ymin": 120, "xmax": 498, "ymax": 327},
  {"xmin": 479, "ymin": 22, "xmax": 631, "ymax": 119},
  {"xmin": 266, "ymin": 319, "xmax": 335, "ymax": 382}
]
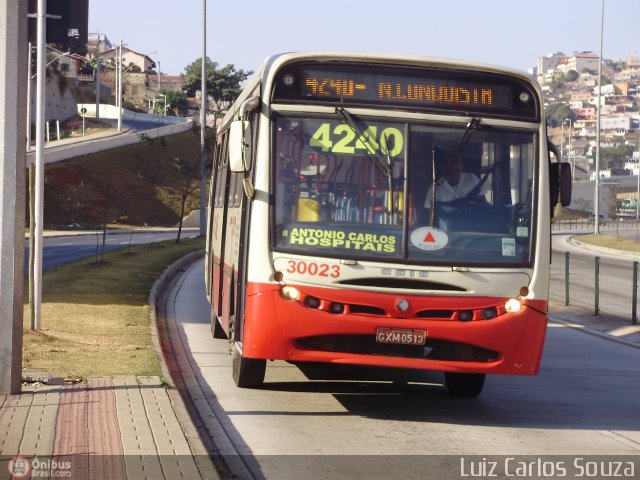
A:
[{"xmin": 89, "ymin": 0, "xmax": 639, "ymax": 77}]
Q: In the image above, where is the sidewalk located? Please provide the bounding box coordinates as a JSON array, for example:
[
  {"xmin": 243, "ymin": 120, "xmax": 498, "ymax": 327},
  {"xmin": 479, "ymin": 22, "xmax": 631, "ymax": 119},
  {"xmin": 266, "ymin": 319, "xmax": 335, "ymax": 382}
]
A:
[
  {"xmin": 549, "ymin": 300, "xmax": 640, "ymax": 348},
  {"xmin": 0, "ymin": 376, "xmax": 217, "ymax": 480},
  {"xmin": 27, "ymin": 122, "xmax": 129, "ymax": 152},
  {"xmin": 0, "ymin": 252, "xmax": 218, "ymax": 480}
]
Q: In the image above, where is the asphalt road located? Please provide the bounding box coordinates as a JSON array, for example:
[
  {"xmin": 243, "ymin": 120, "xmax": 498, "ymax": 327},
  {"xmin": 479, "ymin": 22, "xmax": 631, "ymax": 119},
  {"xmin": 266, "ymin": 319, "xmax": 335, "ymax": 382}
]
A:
[
  {"xmin": 24, "ymin": 229, "xmax": 199, "ymax": 274},
  {"xmin": 160, "ymin": 258, "xmax": 640, "ymax": 480}
]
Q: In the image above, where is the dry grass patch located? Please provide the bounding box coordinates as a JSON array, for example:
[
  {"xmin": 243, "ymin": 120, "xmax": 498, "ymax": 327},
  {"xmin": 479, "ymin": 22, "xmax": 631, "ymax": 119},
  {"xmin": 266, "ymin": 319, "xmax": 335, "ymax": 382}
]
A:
[
  {"xmin": 23, "ymin": 236, "xmax": 204, "ymax": 379},
  {"xmin": 576, "ymin": 234, "xmax": 640, "ymax": 253}
]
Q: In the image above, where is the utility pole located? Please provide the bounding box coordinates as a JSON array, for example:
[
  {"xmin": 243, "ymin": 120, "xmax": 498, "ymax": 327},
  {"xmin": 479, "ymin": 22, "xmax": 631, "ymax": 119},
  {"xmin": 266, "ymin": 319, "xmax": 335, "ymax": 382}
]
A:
[
  {"xmin": 33, "ymin": 0, "xmax": 47, "ymax": 330},
  {"xmin": 27, "ymin": 42, "xmax": 36, "ymax": 330},
  {"xmin": 0, "ymin": 0, "xmax": 27, "ymax": 394},
  {"xmin": 26, "ymin": 42, "xmax": 33, "ymax": 151},
  {"xmin": 117, "ymin": 38, "xmax": 123, "ymax": 132},
  {"xmin": 95, "ymin": 34, "xmax": 101, "ymax": 119},
  {"xmin": 594, "ymin": 0, "xmax": 605, "ymax": 235},
  {"xmin": 199, "ymin": 0, "xmax": 207, "ymax": 236}
]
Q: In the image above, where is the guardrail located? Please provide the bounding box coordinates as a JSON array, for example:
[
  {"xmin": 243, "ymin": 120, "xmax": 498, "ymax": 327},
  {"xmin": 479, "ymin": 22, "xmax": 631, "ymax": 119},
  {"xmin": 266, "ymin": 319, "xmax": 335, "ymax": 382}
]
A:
[{"xmin": 550, "ymin": 250, "xmax": 639, "ymax": 324}]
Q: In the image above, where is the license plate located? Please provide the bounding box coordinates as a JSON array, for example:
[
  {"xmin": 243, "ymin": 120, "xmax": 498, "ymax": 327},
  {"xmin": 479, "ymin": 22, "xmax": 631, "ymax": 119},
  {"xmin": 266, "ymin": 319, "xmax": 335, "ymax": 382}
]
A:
[{"xmin": 375, "ymin": 327, "xmax": 427, "ymax": 346}]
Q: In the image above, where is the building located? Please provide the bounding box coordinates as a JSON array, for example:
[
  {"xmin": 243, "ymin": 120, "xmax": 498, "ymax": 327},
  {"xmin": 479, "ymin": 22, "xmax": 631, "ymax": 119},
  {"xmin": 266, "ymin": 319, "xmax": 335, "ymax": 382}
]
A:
[
  {"xmin": 537, "ymin": 52, "xmax": 565, "ymax": 76},
  {"xmin": 148, "ymin": 74, "xmax": 183, "ymax": 94},
  {"xmin": 100, "ymin": 47, "xmax": 156, "ymax": 73},
  {"xmin": 627, "ymin": 56, "xmax": 640, "ymax": 68},
  {"xmin": 565, "ymin": 53, "xmax": 600, "ymax": 74},
  {"xmin": 601, "ymin": 115, "xmax": 639, "ymax": 132}
]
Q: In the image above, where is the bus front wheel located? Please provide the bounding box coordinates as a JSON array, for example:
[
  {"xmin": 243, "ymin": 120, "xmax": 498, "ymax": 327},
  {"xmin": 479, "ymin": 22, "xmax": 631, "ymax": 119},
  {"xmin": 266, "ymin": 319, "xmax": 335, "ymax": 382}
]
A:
[
  {"xmin": 232, "ymin": 346, "xmax": 266, "ymax": 388},
  {"xmin": 444, "ymin": 372, "xmax": 486, "ymax": 397}
]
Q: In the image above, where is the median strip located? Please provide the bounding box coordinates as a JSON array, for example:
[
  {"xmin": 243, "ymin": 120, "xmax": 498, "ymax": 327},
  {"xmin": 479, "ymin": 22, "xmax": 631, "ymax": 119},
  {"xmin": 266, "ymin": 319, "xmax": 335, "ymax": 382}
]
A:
[{"xmin": 23, "ymin": 236, "xmax": 204, "ymax": 380}]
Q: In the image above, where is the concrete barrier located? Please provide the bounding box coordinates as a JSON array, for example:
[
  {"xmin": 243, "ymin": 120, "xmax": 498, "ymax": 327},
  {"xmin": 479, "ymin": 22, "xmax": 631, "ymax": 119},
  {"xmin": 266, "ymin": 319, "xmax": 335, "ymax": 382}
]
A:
[{"xmin": 79, "ymin": 104, "xmax": 190, "ymax": 126}]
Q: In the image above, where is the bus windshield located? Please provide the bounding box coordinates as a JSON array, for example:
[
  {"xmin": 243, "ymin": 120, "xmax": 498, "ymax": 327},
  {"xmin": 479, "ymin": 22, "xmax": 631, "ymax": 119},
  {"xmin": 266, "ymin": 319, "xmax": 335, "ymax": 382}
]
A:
[{"xmin": 273, "ymin": 114, "xmax": 536, "ymax": 267}]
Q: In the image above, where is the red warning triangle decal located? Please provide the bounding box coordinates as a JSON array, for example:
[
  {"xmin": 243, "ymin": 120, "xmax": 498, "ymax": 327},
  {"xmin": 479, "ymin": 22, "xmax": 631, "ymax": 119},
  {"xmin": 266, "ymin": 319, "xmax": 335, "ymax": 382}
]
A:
[{"xmin": 423, "ymin": 232, "xmax": 436, "ymax": 243}]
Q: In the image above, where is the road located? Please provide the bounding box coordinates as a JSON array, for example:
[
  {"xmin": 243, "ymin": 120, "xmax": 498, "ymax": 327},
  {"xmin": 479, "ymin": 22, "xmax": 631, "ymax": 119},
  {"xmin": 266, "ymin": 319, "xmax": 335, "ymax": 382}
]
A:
[
  {"xmin": 159, "ymin": 258, "xmax": 640, "ymax": 480},
  {"xmin": 102, "ymin": 117, "xmax": 180, "ymax": 133},
  {"xmin": 24, "ymin": 229, "xmax": 198, "ymax": 273}
]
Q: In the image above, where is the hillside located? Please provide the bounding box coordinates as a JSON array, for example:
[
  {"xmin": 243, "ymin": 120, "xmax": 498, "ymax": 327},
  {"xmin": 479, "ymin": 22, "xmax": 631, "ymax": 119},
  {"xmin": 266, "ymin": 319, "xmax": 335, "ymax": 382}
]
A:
[{"xmin": 40, "ymin": 129, "xmax": 213, "ymax": 229}]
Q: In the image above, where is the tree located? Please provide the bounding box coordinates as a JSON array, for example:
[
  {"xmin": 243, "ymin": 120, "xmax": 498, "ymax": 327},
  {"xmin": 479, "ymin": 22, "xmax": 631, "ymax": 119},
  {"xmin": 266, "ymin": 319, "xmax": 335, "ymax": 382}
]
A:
[
  {"xmin": 155, "ymin": 88, "xmax": 188, "ymax": 116},
  {"xmin": 545, "ymin": 102, "xmax": 575, "ymax": 128},
  {"xmin": 563, "ymin": 69, "xmax": 579, "ymax": 82},
  {"xmin": 139, "ymin": 132, "xmax": 202, "ymax": 243},
  {"xmin": 182, "ymin": 57, "xmax": 252, "ymax": 114},
  {"xmin": 601, "ymin": 144, "xmax": 634, "ymax": 170}
]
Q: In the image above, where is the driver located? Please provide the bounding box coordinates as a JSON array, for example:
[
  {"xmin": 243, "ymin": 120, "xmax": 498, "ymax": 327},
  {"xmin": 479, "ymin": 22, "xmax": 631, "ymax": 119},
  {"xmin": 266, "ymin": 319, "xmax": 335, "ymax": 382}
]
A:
[{"xmin": 424, "ymin": 154, "xmax": 484, "ymax": 208}]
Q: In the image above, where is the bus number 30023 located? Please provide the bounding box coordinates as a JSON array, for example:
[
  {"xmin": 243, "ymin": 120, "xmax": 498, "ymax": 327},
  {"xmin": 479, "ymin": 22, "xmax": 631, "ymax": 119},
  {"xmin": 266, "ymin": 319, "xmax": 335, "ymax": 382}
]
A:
[{"xmin": 287, "ymin": 260, "xmax": 341, "ymax": 278}]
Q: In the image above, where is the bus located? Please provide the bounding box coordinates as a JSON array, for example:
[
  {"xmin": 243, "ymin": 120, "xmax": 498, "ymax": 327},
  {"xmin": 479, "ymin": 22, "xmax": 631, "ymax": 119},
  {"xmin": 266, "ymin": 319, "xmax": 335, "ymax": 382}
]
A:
[{"xmin": 205, "ymin": 52, "xmax": 571, "ymax": 397}]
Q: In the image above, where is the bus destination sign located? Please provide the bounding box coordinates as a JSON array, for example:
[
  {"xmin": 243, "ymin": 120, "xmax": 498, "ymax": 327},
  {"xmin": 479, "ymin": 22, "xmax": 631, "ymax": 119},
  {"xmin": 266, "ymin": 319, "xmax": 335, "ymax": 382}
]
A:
[
  {"xmin": 273, "ymin": 63, "xmax": 538, "ymax": 118},
  {"xmin": 302, "ymin": 71, "xmax": 503, "ymax": 108}
]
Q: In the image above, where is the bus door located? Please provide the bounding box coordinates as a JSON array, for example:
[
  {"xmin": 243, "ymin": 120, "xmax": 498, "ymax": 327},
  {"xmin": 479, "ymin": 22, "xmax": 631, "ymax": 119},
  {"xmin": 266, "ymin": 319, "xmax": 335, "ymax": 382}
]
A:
[
  {"xmin": 224, "ymin": 109, "xmax": 259, "ymax": 343},
  {"xmin": 220, "ymin": 173, "xmax": 242, "ymax": 334},
  {"xmin": 211, "ymin": 136, "xmax": 231, "ymax": 322}
]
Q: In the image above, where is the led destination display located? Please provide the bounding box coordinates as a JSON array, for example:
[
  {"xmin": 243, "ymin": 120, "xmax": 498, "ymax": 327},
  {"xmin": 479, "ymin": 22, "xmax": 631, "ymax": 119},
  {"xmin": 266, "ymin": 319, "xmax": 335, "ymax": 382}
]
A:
[{"xmin": 273, "ymin": 63, "xmax": 538, "ymax": 119}]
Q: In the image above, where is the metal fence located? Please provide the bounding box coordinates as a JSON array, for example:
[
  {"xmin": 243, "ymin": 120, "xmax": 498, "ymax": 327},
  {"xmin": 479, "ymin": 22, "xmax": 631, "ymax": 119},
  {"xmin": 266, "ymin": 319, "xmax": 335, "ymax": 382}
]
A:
[
  {"xmin": 552, "ymin": 218, "xmax": 640, "ymax": 236},
  {"xmin": 550, "ymin": 250, "xmax": 639, "ymax": 324}
]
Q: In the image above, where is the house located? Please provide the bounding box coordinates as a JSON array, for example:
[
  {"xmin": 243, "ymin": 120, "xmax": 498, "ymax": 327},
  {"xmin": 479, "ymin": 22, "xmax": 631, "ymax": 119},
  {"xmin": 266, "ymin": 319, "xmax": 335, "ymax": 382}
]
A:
[
  {"xmin": 46, "ymin": 46, "xmax": 84, "ymax": 79},
  {"xmin": 100, "ymin": 47, "xmax": 156, "ymax": 73},
  {"xmin": 147, "ymin": 74, "xmax": 183, "ymax": 94},
  {"xmin": 573, "ymin": 107, "xmax": 596, "ymax": 120}
]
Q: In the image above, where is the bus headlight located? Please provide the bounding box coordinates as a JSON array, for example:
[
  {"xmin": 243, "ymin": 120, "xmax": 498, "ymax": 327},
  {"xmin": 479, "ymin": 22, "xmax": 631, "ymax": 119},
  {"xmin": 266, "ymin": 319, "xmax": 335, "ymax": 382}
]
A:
[
  {"xmin": 281, "ymin": 285, "xmax": 302, "ymax": 301},
  {"xmin": 505, "ymin": 298, "xmax": 522, "ymax": 313}
]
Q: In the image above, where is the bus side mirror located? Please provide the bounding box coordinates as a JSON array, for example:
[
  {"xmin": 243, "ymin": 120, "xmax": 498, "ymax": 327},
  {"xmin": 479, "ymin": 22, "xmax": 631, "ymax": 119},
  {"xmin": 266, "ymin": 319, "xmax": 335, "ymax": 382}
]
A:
[
  {"xmin": 550, "ymin": 162, "xmax": 572, "ymax": 210},
  {"xmin": 229, "ymin": 120, "xmax": 248, "ymax": 173}
]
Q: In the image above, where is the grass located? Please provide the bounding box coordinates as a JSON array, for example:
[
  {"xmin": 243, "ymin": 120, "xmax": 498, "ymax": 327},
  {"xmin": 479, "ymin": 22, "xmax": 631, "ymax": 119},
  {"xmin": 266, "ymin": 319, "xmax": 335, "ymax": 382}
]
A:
[
  {"xmin": 23, "ymin": 236, "xmax": 205, "ymax": 380},
  {"xmin": 575, "ymin": 234, "xmax": 640, "ymax": 253},
  {"xmin": 44, "ymin": 128, "xmax": 213, "ymax": 229}
]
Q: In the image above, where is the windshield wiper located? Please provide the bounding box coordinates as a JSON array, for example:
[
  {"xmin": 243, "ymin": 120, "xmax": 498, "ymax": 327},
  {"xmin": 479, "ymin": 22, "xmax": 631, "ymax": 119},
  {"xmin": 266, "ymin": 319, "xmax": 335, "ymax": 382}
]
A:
[
  {"xmin": 429, "ymin": 118, "xmax": 481, "ymax": 227},
  {"xmin": 434, "ymin": 117, "xmax": 481, "ymax": 187},
  {"xmin": 335, "ymin": 107, "xmax": 391, "ymax": 178},
  {"xmin": 429, "ymin": 146, "xmax": 437, "ymax": 227}
]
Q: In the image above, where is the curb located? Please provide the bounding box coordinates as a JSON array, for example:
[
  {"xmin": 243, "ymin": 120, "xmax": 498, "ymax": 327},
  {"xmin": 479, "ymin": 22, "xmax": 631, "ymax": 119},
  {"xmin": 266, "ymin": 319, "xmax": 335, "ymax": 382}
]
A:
[
  {"xmin": 567, "ymin": 236, "xmax": 640, "ymax": 261},
  {"xmin": 147, "ymin": 250, "xmax": 213, "ymax": 464},
  {"xmin": 548, "ymin": 316, "xmax": 640, "ymax": 350}
]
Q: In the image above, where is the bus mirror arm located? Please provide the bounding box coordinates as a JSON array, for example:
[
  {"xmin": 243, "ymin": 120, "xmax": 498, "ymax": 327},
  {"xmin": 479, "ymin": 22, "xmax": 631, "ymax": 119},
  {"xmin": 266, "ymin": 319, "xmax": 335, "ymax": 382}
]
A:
[{"xmin": 239, "ymin": 96, "xmax": 260, "ymax": 117}]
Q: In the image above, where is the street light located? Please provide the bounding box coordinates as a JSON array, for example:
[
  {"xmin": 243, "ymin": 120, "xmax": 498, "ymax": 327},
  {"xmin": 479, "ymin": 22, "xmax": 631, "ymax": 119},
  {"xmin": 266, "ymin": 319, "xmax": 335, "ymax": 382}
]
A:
[
  {"xmin": 26, "ymin": 46, "xmax": 69, "ymax": 151},
  {"xmin": 88, "ymin": 32, "xmax": 104, "ymax": 119},
  {"xmin": 199, "ymin": 0, "xmax": 207, "ymax": 237}
]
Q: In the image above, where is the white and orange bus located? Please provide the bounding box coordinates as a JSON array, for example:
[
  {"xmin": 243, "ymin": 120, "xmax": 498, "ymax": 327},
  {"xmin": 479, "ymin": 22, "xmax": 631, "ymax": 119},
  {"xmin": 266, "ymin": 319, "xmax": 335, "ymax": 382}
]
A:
[{"xmin": 205, "ymin": 52, "xmax": 571, "ymax": 396}]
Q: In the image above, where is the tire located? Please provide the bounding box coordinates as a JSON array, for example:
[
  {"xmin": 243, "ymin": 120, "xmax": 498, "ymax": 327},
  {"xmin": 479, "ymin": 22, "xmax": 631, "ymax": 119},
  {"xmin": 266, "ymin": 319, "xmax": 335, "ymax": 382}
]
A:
[
  {"xmin": 232, "ymin": 345, "xmax": 266, "ymax": 388},
  {"xmin": 444, "ymin": 372, "xmax": 486, "ymax": 397}
]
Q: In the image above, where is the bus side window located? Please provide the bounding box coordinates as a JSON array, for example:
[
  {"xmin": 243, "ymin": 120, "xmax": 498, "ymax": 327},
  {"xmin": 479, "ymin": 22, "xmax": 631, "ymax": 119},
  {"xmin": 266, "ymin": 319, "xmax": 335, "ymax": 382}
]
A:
[{"xmin": 215, "ymin": 133, "xmax": 229, "ymax": 207}]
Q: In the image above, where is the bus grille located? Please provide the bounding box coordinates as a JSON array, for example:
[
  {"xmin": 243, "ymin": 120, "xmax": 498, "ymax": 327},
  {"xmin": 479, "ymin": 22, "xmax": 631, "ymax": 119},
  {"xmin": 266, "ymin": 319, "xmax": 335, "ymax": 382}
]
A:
[{"xmin": 296, "ymin": 335, "xmax": 499, "ymax": 363}]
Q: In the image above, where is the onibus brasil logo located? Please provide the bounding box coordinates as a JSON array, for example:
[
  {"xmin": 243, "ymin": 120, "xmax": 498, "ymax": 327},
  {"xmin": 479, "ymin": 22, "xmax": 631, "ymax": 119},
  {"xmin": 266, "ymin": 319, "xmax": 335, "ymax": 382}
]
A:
[
  {"xmin": 7, "ymin": 456, "xmax": 72, "ymax": 478},
  {"xmin": 7, "ymin": 456, "xmax": 31, "ymax": 479}
]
